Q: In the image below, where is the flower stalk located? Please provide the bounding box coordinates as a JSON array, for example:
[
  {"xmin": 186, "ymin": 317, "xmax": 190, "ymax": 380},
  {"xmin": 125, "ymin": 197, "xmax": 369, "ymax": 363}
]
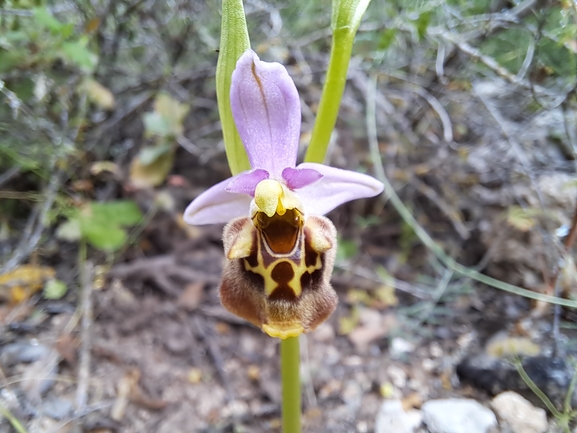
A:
[
  {"xmin": 216, "ymin": 0, "xmax": 251, "ymax": 175},
  {"xmin": 281, "ymin": 336, "xmax": 301, "ymax": 433},
  {"xmin": 305, "ymin": 0, "xmax": 372, "ymax": 163},
  {"xmin": 194, "ymin": 2, "xmax": 376, "ymax": 432}
]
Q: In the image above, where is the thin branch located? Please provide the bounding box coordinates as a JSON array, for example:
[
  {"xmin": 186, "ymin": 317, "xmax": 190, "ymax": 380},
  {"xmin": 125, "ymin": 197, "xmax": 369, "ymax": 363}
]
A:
[
  {"xmin": 436, "ymin": 42, "xmax": 447, "ymax": 84},
  {"xmin": 334, "ymin": 263, "xmax": 431, "ymax": 299},
  {"xmin": 75, "ymin": 249, "xmax": 94, "ymax": 413},
  {"xmin": 0, "ymin": 170, "xmax": 63, "ymax": 274},
  {"xmin": 0, "ymin": 167, "xmax": 20, "ymax": 188},
  {"xmin": 406, "ymin": 84, "xmax": 453, "ymax": 143},
  {"xmin": 412, "ymin": 175, "xmax": 468, "ymax": 239},
  {"xmin": 471, "ymin": 81, "xmax": 548, "ymax": 213},
  {"xmin": 516, "ymin": 38, "xmax": 535, "ymax": 81},
  {"xmin": 407, "ymin": 268, "xmax": 454, "ymax": 333}
]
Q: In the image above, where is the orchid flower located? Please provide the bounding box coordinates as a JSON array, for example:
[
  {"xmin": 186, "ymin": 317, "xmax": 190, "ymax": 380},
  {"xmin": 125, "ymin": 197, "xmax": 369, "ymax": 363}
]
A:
[{"xmin": 184, "ymin": 49, "xmax": 384, "ymax": 339}]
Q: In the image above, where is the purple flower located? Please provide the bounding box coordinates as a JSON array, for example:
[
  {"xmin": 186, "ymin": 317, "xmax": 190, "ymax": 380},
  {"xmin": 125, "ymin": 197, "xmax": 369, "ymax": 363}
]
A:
[
  {"xmin": 184, "ymin": 49, "xmax": 383, "ymax": 225},
  {"xmin": 184, "ymin": 49, "xmax": 383, "ymax": 339}
]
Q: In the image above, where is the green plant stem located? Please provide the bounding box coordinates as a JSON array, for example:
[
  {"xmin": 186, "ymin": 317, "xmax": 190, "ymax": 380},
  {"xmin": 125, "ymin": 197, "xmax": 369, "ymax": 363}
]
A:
[
  {"xmin": 217, "ymin": 0, "xmax": 251, "ymax": 175},
  {"xmin": 305, "ymin": 29, "xmax": 354, "ymax": 163},
  {"xmin": 514, "ymin": 358, "xmax": 562, "ymax": 418},
  {"xmin": 365, "ymin": 72, "xmax": 577, "ymax": 309},
  {"xmin": 0, "ymin": 404, "xmax": 28, "ymax": 433},
  {"xmin": 304, "ymin": 0, "xmax": 371, "ymax": 163},
  {"xmin": 281, "ymin": 337, "xmax": 301, "ymax": 433}
]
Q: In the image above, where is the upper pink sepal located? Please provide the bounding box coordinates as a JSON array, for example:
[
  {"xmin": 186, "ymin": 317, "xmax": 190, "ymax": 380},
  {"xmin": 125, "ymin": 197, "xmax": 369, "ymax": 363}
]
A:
[{"xmin": 230, "ymin": 50, "xmax": 301, "ymax": 178}]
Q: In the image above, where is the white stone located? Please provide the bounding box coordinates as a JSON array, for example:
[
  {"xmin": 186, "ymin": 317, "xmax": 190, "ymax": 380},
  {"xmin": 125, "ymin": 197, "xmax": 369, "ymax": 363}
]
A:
[
  {"xmin": 387, "ymin": 365, "xmax": 407, "ymax": 389},
  {"xmin": 491, "ymin": 391, "xmax": 548, "ymax": 433},
  {"xmin": 422, "ymin": 398, "xmax": 497, "ymax": 433},
  {"xmin": 375, "ymin": 400, "xmax": 422, "ymax": 433},
  {"xmin": 391, "ymin": 338, "xmax": 416, "ymax": 358}
]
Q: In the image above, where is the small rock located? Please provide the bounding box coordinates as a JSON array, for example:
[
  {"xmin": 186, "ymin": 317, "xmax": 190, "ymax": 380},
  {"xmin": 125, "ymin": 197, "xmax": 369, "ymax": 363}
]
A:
[
  {"xmin": 0, "ymin": 341, "xmax": 50, "ymax": 366},
  {"xmin": 221, "ymin": 399, "xmax": 249, "ymax": 418},
  {"xmin": 28, "ymin": 417, "xmax": 59, "ymax": 433},
  {"xmin": 430, "ymin": 342, "xmax": 443, "ymax": 358},
  {"xmin": 457, "ymin": 355, "xmax": 577, "ymax": 408},
  {"xmin": 375, "ymin": 400, "xmax": 422, "ymax": 433},
  {"xmin": 491, "ymin": 391, "xmax": 547, "ymax": 433},
  {"xmin": 387, "ymin": 365, "xmax": 407, "ymax": 389},
  {"xmin": 422, "ymin": 398, "xmax": 497, "ymax": 433},
  {"xmin": 40, "ymin": 396, "xmax": 74, "ymax": 419},
  {"xmin": 390, "ymin": 338, "xmax": 415, "ymax": 358},
  {"xmin": 177, "ymin": 282, "xmax": 204, "ymax": 311}
]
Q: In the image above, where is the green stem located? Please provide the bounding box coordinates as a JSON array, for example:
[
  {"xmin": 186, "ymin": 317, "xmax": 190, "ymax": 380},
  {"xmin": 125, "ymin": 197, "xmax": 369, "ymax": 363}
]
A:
[
  {"xmin": 0, "ymin": 404, "xmax": 28, "ymax": 433},
  {"xmin": 281, "ymin": 337, "xmax": 301, "ymax": 433},
  {"xmin": 217, "ymin": 0, "xmax": 251, "ymax": 175},
  {"xmin": 305, "ymin": 28, "xmax": 354, "ymax": 163}
]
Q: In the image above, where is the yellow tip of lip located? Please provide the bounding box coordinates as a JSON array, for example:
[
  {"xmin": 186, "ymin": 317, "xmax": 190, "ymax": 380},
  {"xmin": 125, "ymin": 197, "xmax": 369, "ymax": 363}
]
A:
[{"xmin": 262, "ymin": 323, "xmax": 304, "ymax": 339}]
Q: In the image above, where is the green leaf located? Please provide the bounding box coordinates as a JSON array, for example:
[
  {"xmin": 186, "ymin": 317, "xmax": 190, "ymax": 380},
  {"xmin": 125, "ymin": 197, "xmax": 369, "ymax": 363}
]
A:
[
  {"xmin": 138, "ymin": 143, "xmax": 173, "ymax": 165},
  {"xmin": 88, "ymin": 200, "xmax": 143, "ymax": 226},
  {"xmin": 44, "ymin": 279, "xmax": 68, "ymax": 300},
  {"xmin": 56, "ymin": 201, "xmax": 142, "ymax": 251},
  {"xmin": 142, "ymin": 112, "xmax": 171, "ymax": 137},
  {"xmin": 216, "ymin": 0, "xmax": 251, "ymax": 175},
  {"xmin": 82, "ymin": 78, "xmax": 115, "ymax": 109},
  {"xmin": 56, "ymin": 218, "xmax": 82, "ymax": 242},
  {"xmin": 154, "ymin": 93, "xmax": 189, "ymax": 135},
  {"xmin": 143, "ymin": 94, "xmax": 189, "ymax": 137},
  {"xmin": 60, "ymin": 23, "xmax": 75, "ymax": 39},
  {"xmin": 33, "ymin": 7, "xmax": 64, "ymax": 34},
  {"xmin": 81, "ymin": 221, "xmax": 127, "ymax": 252},
  {"xmin": 0, "ymin": 49, "xmax": 28, "ymax": 73},
  {"xmin": 336, "ymin": 237, "xmax": 358, "ymax": 262},
  {"xmin": 331, "ymin": 0, "xmax": 372, "ymax": 33},
  {"xmin": 378, "ymin": 28, "xmax": 396, "ymax": 51},
  {"xmin": 413, "ymin": 12, "xmax": 431, "ymax": 41},
  {"xmin": 506, "ymin": 206, "xmax": 538, "ymax": 232},
  {"xmin": 61, "ymin": 39, "xmax": 97, "ymax": 71},
  {"xmin": 129, "ymin": 150, "xmax": 174, "ymax": 188}
]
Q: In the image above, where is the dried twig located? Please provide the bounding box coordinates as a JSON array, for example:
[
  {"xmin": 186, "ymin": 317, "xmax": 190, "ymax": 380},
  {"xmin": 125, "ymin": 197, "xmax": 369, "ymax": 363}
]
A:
[
  {"xmin": 333, "ymin": 264, "xmax": 431, "ymax": 299},
  {"xmin": 0, "ymin": 170, "xmax": 63, "ymax": 274},
  {"xmin": 471, "ymin": 81, "xmax": 556, "ymax": 263},
  {"xmin": 191, "ymin": 316, "xmax": 234, "ymax": 401},
  {"xmin": 406, "ymin": 84, "xmax": 453, "ymax": 143},
  {"xmin": 406, "ymin": 269, "xmax": 454, "ymax": 332},
  {"xmin": 75, "ymin": 255, "xmax": 94, "ymax": 413},
  {"xmin": 108, "ymin": 254, "xmax": 221, "ymax": 288},
  {"xmin": 0, "ymin": 167, "xmax": 20, "ymax": 188},
  {"xmin": 411, "ymin": 175, "xmax": 469, "ymax": 239},
  {"xmin": 471, "ymin": 81, "xmax": 548, "ymax": 204}
]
